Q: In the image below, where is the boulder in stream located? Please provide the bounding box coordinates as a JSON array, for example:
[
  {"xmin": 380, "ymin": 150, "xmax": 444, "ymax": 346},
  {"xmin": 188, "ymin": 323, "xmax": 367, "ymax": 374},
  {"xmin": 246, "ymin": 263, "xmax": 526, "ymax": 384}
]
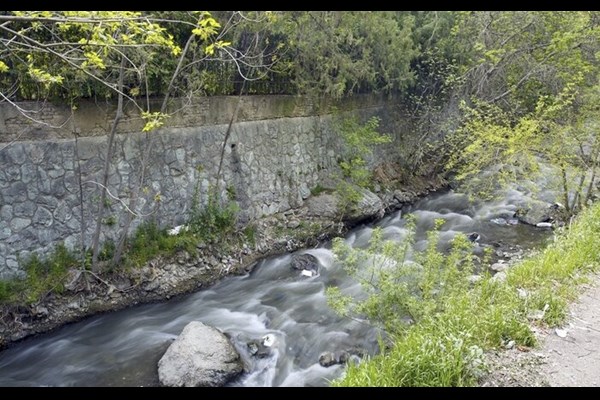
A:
[
  {"xmin": 305, "ymin": 187, "xmax": 384, "ymax": 223},
  {"xmin": 158, "ymin": 321, "xmax": 243, "ymax": 387},
  {"xmin": 291, "ymin": 253, "xmax": 320, "ymax": 274},
  {"xmin": 318, "ymin": 352, "xmax": 338, "ymax": 367},
  {"xmin": 319, "ymin": 348, "xmax": 364, "ymax": 367},
  {"xmin": 515, "ymin": 200, "xmax": 555, "ymax": 226},
  {"xmin": 467, "ymin": 232, "xmax": 481, "ymax": 242},
  {"xmin": 347, "ymin": 187, "xmax": 385, "ymax": 222}
]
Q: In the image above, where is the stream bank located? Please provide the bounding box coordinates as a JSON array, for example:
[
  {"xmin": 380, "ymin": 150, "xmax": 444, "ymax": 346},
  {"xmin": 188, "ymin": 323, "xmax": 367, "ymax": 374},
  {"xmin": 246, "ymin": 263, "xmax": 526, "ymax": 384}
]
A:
[{"xmin": 0, "ymin": 173, "xmax": 446, "ymax": 350}]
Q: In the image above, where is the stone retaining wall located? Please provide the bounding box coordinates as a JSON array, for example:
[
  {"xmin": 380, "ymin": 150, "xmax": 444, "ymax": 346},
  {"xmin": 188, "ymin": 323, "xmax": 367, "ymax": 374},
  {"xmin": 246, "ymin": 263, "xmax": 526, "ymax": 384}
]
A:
[{"xmin": 0, "ymin": 94, "xmax": 409, "ymax": 278}]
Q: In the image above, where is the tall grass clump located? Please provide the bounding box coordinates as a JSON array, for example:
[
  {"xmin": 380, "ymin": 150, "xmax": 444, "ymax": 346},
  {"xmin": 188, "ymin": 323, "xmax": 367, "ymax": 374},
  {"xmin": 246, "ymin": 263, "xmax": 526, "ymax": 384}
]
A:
[{"xmin": 329, "ymin": 202, "xmax": 600, "ymax": 386}]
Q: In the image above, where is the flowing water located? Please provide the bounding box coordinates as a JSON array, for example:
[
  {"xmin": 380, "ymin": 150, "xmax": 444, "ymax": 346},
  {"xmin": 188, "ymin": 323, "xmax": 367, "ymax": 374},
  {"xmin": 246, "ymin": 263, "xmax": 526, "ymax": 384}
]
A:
[{"xmin": 0, "ymin": 187, "xmax": 554, "ymax": 387}]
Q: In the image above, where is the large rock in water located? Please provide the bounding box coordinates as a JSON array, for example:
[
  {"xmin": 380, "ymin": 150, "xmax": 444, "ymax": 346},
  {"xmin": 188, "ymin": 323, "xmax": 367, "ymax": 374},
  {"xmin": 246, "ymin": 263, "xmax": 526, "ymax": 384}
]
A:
[
  {"xmin": 305, "ymin": 187, "xmax": 384, "ymax": 222},
  {"xmin": 291, "ymin": 253, "xmax": 320, "ymax": 273},
  {"xmin": 347, "ymin": 187, "xmax": 385, "ymax": 222},
  {"xmin": 515, "ymin": 200, "xmax": 557, "ymax": 226},
  {"xmin": 158, "ymin": 321, "xmax": 243, "ymax": 387}
]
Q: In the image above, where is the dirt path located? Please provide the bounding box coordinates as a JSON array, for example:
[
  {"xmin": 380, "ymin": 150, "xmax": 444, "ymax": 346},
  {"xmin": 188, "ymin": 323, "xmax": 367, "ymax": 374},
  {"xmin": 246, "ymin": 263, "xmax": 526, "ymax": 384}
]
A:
[
  {"xmin": 540, "ymin": 274, "xmax": 600, "ymax": 386},
  {"xmin": 481, "ymin": 273, "xmax": 600, "ymax": 387}
]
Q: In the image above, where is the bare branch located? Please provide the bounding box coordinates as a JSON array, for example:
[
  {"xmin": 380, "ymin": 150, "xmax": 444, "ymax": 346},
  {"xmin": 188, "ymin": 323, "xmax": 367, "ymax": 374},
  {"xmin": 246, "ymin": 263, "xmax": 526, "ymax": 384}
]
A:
[
  {"xmin": 82, "ymin": 180, "xmax": 158, "ymax": 218},
  {"xmin": 0, "ymin": 91, "xmax": 73, "ymax": 131},
  {"xmin": 0, "ymin": 23, "xmax": 145, "ymax": 113},
  {"xmin": 0, "ymin": 15, "xmax": 197, "ymax": 28}
]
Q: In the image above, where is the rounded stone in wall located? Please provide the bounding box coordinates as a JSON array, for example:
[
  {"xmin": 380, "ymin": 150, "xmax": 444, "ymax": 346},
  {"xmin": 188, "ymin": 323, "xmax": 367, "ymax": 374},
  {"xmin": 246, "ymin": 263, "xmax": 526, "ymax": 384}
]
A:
[
  {"xmin": 27, "ymin": 184, "xmax": 39, "ymax": 201},
  {"xmin": 5, "ymin": 145, "xmax": 27, "ymax": 165},
  {"xmin": 10, "ymin": 217, "xmax": 31, "ymax": 231},
  {"xmin": 6, "ymin": 165, "xmax": 22, "ymax": 182},
  {"xmin": 13, "ymin": 200, "xmax": 37, "ymax": 218},
  {"xmin": 5, "ymin": 181, "xmax": 27, "ymax": 202},
  {"xmin": 0, "ymin": 227, "xmax": 11, "ymax": 240},
  {"xmin": 20, "ymin": 163, "xmax": 37, "ymax": 184},
  {"xmin": 37, "ymin": 228, "xmax": 60, "ymax": 245},
  {"xmin": 5, "ymin": 256, "xmax": 19, "ymax": 270},
  {"xmin": 47, "ymin": 167, "xmax": 65, "ymax": 179},
  {"xmin": 0, "ymin": 205, "xmax": 13, "ymax": 220},
  {"xmin": 26, "ymin": 146, "xmax": 45, "ymax": 164},
  {"xmin": 53, "ymin": 201, "xmax": 73, "ymax": 222},
  {"xmin": 63, "ymin": 174, "xmax": 80, "ymax": 194},
  {"xmin": 33, "ymin": 206, "xmax": 53, "ymax": 227}
]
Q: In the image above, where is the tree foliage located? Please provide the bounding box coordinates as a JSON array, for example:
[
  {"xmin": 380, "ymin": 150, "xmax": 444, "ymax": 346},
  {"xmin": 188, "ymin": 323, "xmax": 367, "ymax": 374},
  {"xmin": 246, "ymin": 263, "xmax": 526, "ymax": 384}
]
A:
[
  {"xmin": 0, "ymin": 11, "xmax": 273, "ymax": 272},
  {"xmin": 328, "ymin": 218, "xmax": 477, "ymax": 336},
  {"xmin": 434, "ymin": 12, "xmax": 600, "ymax": 211},
  {"xmin": 269, "ymin": 12, "xmax": 417, "ymax": 98},
  {"xmin": 0, "ymin": 11, "xmax": 261, "ymax": 104},
  {"xmin": 334, "ymin": 115, "xmax": 391, "ymax": 212},
  {"xmin": 0, "ymin": 11, "xmax": 423, "ymax": 100}
]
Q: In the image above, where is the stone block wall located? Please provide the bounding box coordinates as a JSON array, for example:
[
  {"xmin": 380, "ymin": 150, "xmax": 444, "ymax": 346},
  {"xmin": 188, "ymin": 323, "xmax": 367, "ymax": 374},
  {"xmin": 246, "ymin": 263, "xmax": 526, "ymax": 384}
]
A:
[{"xmin": 0, "ymin": 94, "xmax": 402, "ymax": 278}]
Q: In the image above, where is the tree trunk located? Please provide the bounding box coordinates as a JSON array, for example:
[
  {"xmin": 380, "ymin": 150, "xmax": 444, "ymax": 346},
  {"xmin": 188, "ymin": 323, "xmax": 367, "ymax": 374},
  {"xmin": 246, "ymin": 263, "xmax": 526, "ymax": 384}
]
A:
[
  {"xmin": 215, "ymin": 79, "xmax": 247, "ymax": 202},
  {"xmin": 112, "ymin": 35, "xmax": 195, "ymax": 267},
  {"xmin": 574, "ymin": 173, "xmax": 586, "ymax": 211},
  {"xmin": 584, "ymin": 146, "xmax": 600, "ymax": 205},
  {"xmin": 70, "ymin": 106, "xmax": 87, "ymax": 268},
  {"xmin": 91, "ymin": 56, "xmax": 125, "ymax": 272},
  {"xmin": 560, "ymin": 166, "xmax": 572, "ymax": 215}
]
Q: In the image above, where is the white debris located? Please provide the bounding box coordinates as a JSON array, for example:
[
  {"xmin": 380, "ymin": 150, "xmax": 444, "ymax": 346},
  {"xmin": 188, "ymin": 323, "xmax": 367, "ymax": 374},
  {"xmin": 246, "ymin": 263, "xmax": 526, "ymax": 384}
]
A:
[
  {"xmin": 300, "ymin": 269, "xmax": 314, "ymax": 277},
  {"xmin": 167, "ymin": 225, "xmax": 188, "ymax": 236},
  {"xmin": 262, "ymin": 334, "xmax": 275, "ymax": 347},
  {"xmin": 536, "ymin": 222, "xmax": 553, "ymax": 229},
  {"xmin": 528, "ymin": 310, "xmax": 545, "ymax": 320},
  {"xmin": 555, "ymin": 328, "xmax": 568, "ymax": 338}
]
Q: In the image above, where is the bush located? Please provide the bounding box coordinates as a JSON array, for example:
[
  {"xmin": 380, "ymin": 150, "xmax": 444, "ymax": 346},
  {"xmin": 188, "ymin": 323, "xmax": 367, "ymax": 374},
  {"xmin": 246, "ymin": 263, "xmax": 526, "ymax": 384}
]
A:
[
  {"xmin": 330, "ymin": 202, "xmax": 600, "ymax": 386},
  {"xmin": 334, "ymin": 115, "xmax": 391, "ymax": 213},
  {"xmin": 122, "ymin": 220, "xmax": 197, "ymax": 268},
  {"xmin": 188, "ymin": 184, "xmax": 239, "ymax": 242},
  {"xmin": 0, "ymin": 244, "xmax": 79, "ymax": 305},
  {"xmin": 328, "ymin": 218, "xmax": 478, "ymax": 335}
]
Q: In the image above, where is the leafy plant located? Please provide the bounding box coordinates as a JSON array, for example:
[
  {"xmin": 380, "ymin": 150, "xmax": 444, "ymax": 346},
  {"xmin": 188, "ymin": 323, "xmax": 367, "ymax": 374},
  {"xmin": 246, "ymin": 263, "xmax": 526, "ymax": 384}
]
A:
[
  {"xmin": 330, "ymin": 200, "xmax": 600, "ymax": 386},
  {"xmin": 328, "ymin": 217, "xmax": 476, "ymax": 334},
  {"xmin": 334, "ymin": 115, "xmax": 391, "ymax": 214},
  {"xmin": 187, "ymin": 180, "xmax": 239, "ymax": 243}
]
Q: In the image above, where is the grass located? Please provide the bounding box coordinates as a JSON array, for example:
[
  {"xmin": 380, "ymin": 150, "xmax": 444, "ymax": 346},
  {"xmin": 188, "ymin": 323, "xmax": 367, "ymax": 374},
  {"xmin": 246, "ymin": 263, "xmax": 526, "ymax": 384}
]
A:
[
  {"xmin": 243, "ymin": 225, "xmax": 257, "ymax": 247},
  {"xmin": 331, "ymin": 202, "xmax": 600, "ymax": 387},
  {"xmin": 188, "ymin": 191, "xmax": 239, "ymax": 243},
  {"xmin": 121, "ymin": 220, "xmax": 198, "ymax": 269},
  {"xmin": 0, "ymin": 244, "xmax": 79, "ymax": 304},
  {"xmin": 0, "ymin": 196, "xmax": 241, "ymax": 306}
]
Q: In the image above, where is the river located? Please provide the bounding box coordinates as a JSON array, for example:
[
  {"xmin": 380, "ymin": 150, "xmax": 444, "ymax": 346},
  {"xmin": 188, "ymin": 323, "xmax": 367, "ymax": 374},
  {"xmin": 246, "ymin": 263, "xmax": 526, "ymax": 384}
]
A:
[{"xmin": 0, "ymin": 187, "xmax": 553, "ymax": 386}]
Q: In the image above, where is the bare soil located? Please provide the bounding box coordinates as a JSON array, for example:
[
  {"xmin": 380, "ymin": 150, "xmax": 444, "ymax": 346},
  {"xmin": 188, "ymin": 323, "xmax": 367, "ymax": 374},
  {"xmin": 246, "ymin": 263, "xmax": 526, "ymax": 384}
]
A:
[{"xmin": 480, "ymin": 273, "xmax": 600, "ymax": 387}]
